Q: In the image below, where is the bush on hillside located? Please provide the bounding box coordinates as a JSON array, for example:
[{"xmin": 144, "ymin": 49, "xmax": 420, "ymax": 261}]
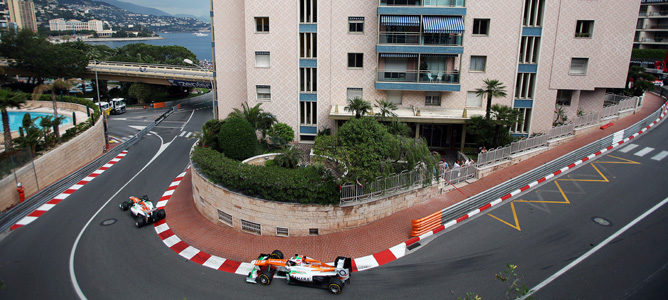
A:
[
  {"xmin": 191, "ymin": 146, "xmax": 339, "ymax": 204},
  {"xmin": 218, "ymin": 117, "xmax": 257, "ymax": 161}
]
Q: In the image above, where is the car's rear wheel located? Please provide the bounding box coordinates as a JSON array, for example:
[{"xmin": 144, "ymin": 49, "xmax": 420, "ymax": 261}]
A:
[
  {"xmin": 157, "ymin": 209, "xmax": 166, "ymax": 220},
  {"xmin": 257, "ymin": 270, "xmax": 272, "ymax": 285},
  {"xmin": 270, "ymin": 249, "xmax": 284, "ymax": 259},
  {"xmin": 328, "ymin": 278, "xmax": 344, "ymax": 295},
  {"xmin": 135, "ymin": 216, "xmax": 146, "ymax": 228}
]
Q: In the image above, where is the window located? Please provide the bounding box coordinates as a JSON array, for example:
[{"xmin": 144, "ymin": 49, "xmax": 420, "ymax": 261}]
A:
[
  {"xmin": 387, "ymin": 91, "xmax": 402, "ymax": 105},
  {"xmin": 425, "ymin": 92, "xmax": 441, "ymax": 106},
  {"xmin": 241, "ymin": 219, "xmax": 261, "ymax": 235},
  {"xmin": 348, "ymin": 17, "xmax": 364, "ymax": 33},
  {"xmin": 276, "ymin": 227, "xmax": 289, "ymax": 237},
  {"xmin": 300, "ymin": 101, "xmax": 317, "ymax": 125},
  {"xmin": 522, "ymin": 0, "xmax": 545, "ymax": 27},
  {"xmin": 255, "ymin": 17, "xmax": 269, "ymax": 32},
  {"xmin": 470, "ymin": 56, "xmax": 487, "ymax": 72},
  {"xmin": 512, "ymin": 108, "xmax": 531, "ymax": 133},
  {"xmin": 256, "ymin": 85, "xmax": 271, "ymax": 101},
  {"xmin": 309, "ymin": 228, "xmax": 319, "ymax": 235},
  {"xmin": 472, "ymin": 19, "xmax": 489, "ymax": 35},
  {"xmin": 255, "ymin": 51, "xmax": 270, "ymax": 68},
  {"xmin": 575, "ymin": 20, "xmax": 594, "ymax": 38},
  {"xmin": 348, "ymin": 53, "xmax": 363, "ymax": 68},
  {"xmin": 515, "ymin": 73, "xmax": 536, "ymax": 99},
  {"xmin": 300, "ymin": 33, "xmax": 317, "ymax": 58},
  {"xmin": 347, "ymin": 87, "xmax": 363, "ymax": 100},
  {"xmin": 556, "ymin": 90, "xmax": 572, "ymax": 106},
  {"xmin": 466, "ymin": 91, "xmax": 483, "ymax": 107},
  {"xmin": 300, "ymin": 68, "xmax": 317, "ymax": 92},
  {"xmin": 217, "ymin": 209, "xmax": 232, "ymax": 226},
  {"xmin": 570, "ymin": 58, "xmax": 589, "ymax": 75},
  {"xmin": 519, "ymin": 36, "xmax": 541, "ymax": 64},
  {"xmin": 300, "ymin": 0, "xmax": 317, "ymax": 23}
]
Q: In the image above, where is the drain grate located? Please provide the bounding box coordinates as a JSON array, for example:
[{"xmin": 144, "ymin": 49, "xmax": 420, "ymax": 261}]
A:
[
  {"xmin": 592, "ymin": 217, "xmax": 612, "ymax": 227},
  {"xmin": 100, "ymin": 218, "xmax": 117, "ymax": 226}
]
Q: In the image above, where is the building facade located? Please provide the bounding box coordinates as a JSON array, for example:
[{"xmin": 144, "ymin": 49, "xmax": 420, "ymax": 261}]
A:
[
  {"xmin": 212, "ymin": 0, "xmax": 639, "ymax": 148},
  {"xmin": 49, "ymin": 18, "xmax": 107, "ymax": 33},
  {"xmin": 636, "ymin": 0, "xmax": 668, "ymax": 49},
  {"xmin": 7, "ymin": 0, "xmax": 36, "ymax": 32}
]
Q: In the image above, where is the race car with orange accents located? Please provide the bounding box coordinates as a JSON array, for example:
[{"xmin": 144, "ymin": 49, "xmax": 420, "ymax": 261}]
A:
[
  {"xmin": 246, "ymin": 249, "xmax": 352, "ymax": 294},
  {"xmin": 119, "ymin": 195, "xmax": 166, "ymax": 228}
]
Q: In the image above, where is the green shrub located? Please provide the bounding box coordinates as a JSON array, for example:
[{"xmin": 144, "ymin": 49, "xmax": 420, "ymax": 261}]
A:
[
  {"xmin": 191, "ymin": 146, "xmax": 339, "ymax": 204},
  {"xmin": 202, "ymin": 119, "xmax": 224, "ymax": 151},
  {"xmin": 218, "ymin": 117, "xmax": 257, "ymax": 161},
  {"xmin": 632, "ymin": 48, "xmax": 668, "ymax": 60},
  {"xmin": 267, "ymin": 122, "xmax": 294, "ymax": 146},
  {"xmin": 274, "ymin": 147, "xmax": 301, "ymax": 169}
]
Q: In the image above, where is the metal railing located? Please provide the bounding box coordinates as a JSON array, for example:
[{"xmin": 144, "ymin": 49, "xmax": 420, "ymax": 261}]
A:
[
  {"xmin": 340, "ymin": 168, "xmax": 429, "ymax": 205},
  {"xmin": 379, "ymin": 0, "xmax": 465, "ymax": 7},
  {"xmin": 376, "ymin": 69, "xmax": 460, "ymax": 84},
  {"xmin": 442, "ymin": 165, "xmax": 476, "ymax": 185}
]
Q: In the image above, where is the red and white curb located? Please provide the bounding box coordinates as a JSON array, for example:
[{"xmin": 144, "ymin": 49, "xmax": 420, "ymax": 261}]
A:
[
  {"xmin": 153, "ymin": 171, "xmax": 255, "ymax": 275},
  {"xmin": 402, "ymin": 102, "xmax": 668, "ymax": 251},
  {"xmin": 10, "ymin": 151, "xmax": 129, "ymax": 230}
]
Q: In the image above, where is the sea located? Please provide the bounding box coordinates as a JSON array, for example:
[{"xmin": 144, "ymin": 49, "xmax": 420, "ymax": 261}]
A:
[{"xmin": 85, "ymin": 32, "xmax": 213, "ymax": 62}]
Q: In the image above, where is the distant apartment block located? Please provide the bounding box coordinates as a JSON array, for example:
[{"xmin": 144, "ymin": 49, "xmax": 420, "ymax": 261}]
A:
[
  {"xmin": 212, "ymin": 0, "xmax": 639, "ymax": 148},
  {"xmin": 0, "ymin": 1, "xmax": 10, "ymax": 30},
  {"xmin": 636, "ymin": 0, "xmax": 668, "ymax": 49},
  {"xmin": 7, "ymin": 0, "xmax": 36, "ymax": 32}
]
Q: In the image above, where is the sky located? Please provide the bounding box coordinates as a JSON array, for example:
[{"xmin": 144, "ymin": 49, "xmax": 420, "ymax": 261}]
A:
[{"xmin": 129, "ymin": 0, "xmax": 209, "ymax": 17}]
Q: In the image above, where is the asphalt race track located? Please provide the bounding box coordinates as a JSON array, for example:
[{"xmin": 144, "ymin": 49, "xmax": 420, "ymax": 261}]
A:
[{"xmin": 0, "ymin": 94, "xmax": 666, "ymax": 299}]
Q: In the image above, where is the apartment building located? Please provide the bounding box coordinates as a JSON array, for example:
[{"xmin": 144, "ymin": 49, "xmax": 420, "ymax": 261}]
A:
[
  {"xmin": 636, "ymin": 0, "xmax": 668, "ymax": 49},
  {"xmin": 7, "ymin": 0, "xmax": 36, "ymax": 32},
  {"xmin": 212, "ymin": 0, "xmax": 639, "ymax": 149}
]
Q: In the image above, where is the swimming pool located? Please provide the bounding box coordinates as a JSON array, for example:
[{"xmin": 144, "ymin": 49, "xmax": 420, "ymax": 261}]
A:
[{"xmin": 0, "ymin": 111, "xmax": 73, "ymax": 133}]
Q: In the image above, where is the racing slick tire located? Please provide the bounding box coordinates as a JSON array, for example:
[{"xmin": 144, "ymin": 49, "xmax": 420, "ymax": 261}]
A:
[
  {"xmin": 157, "ymin": 209, "xmax": 166, "ymax": 220},
  {"xmin": 328, "ymin": 278, "xmax": 344, "ymax": 295},
  {"xmin": 257, "ymin": 270, "xmax": 273, "ymax": 285},
  {"xmin": 135, "ymin": 216, "xmax": 146, "ymax": 228},
  {"xmin": 119, "ymin": 201, "xmax": 131, "ymax": 211},
  {"xmin": 270, "ymin": 249, "xmax": 284, "ymax": 259}
]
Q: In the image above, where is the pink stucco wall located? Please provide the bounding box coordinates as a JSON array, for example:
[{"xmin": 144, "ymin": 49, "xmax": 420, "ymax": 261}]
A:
[{"xmin": 213, "ymin": 0, "xmax": 247, "ymax": 119}]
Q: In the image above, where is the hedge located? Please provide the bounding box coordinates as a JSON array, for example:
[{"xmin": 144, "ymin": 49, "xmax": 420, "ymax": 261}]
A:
[
  {"xmin": 632, "ymin": 49, "xmax": 668, "ymax": 60},
  {"xmin": 192, "ymin": 146, "xmax": 339, "ymax": 205}
]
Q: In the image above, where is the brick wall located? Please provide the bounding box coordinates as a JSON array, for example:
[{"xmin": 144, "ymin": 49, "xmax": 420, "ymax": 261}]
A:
[
  {"xmin": 191, "ymin": 164, "xmax": 438, "ymax": 236},
  {"xmin": 0, "ymin": 101, "xmax": 105, "ymax": 211}
]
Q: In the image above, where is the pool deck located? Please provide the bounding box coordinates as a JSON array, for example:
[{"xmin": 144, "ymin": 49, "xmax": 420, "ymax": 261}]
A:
[{"xmin": 0, "ymin": 105, "xmax": 88, "ymax": 151}]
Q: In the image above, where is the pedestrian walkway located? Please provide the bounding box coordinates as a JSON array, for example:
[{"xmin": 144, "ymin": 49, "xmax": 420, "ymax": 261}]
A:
[{"xmin": 162, "ymin": 93, "xmax": 666, "ymax": 263}]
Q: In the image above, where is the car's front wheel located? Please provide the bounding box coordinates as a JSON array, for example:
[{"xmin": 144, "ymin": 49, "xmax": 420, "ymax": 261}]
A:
[{"xmin": 257, "ymin": 270, "xmax": 272, "ymax": 285}]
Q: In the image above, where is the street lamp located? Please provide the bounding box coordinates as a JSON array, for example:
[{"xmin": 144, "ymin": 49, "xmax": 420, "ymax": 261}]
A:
[
  {"xmin": 183, "ymin": 58, "xmax": 216, "ymax": 119},
  {"xmin": 94, "ymin": 59, "xmax": 109, "ymax": 150}
]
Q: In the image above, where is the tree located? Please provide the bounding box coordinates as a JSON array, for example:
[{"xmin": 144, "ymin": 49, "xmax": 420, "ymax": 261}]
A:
[
  {"xmin": 218, "ymin": 117, "xmax": 257, "ymax": 161},
  {"xmin": 267, "ymin": 122, "xmax": 294, "ymax": 147},
  {"xmin": 475, "ymin": 79, "xmax": 508, "ymax": 120},
  {"xmin": 228, "ymin": 102, "xmax": 277, "ymax": 137},
  {"xmin": 374, "ymin": 99, "xmax": 398, "ymax": 121},
  {"xmin": 344, "ymin": 97, "xmax": 372, "ymax": 118},
  {"xmin": 489, "ymin": 104, "xmax": 522, "ymax": 146},
  {"xmin": 128, "ymin": 83, "xmax": 167, "ymax": 104},
  {"xmin": 14, "ymin": 113, "xmax": 42, "ymax": 155},
  {"xmin": 201, "ymin": 119, "xmax": 224, "ymax": 151},
  {"xmin": 0, "ymin": 89, "xmax": 27, "ymax": 150}
]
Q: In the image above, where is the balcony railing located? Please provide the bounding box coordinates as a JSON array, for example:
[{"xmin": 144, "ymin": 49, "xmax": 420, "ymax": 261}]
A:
[
  {"xmin": 377, "ymin": 69, "xmax": 460, "ymax": 84},
  {"xmin": 379, "ymin": 0, "xmax": 465, "ymax": 7},
  {"xmin": 379, "ymin": 32, "xmax": 463, "ymax": 46}
]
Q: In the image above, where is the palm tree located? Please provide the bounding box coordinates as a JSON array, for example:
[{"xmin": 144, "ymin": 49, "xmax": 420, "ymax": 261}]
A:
[
  {"xmin": 374, "ymin": 99, "xmax": 398, "ymax": 121},
  {"xmin": 344, "ymin": 97, "xmax": 372, "ymax": 118},
  {"xmin": 32, "ymin": 78, "xmax": 76, "ymax": 139},
  {"xmin": 0, "ymin": 89, "xmax": 27, "ymax": 151},
  {"xmin": 228, "ymin": 102, "xmax": 277, "ymax": 137},
  {"xmin": 475, "ymin": 79, "xmax": 508, "ymax": 120}
]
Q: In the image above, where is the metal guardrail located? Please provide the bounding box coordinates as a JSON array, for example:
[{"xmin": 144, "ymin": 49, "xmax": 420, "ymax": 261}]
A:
[{"xmin": 0, "ymin": 106, "xmax": 176, "ymax": 232}]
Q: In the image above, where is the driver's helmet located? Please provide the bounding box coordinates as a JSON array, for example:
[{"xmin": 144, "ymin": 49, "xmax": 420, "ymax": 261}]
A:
[{"xmin": 289, "ymin": 254, "xmax": 302, "ymax": 265}]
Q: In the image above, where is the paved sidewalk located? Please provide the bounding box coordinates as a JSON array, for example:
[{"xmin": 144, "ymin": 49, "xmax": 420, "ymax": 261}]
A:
[{"xmin": 164, "ymin": 94, "xmax": 665, "ymax": 263}]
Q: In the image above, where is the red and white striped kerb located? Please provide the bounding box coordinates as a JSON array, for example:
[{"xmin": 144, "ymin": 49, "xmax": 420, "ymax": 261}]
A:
[{"xmin": 10, "ymin": 151, "xmax": 128, "ymax": 230}]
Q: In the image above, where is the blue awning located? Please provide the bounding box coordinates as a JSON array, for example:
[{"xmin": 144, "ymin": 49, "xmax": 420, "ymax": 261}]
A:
[
  {"xmin": 423, "ymin": 16, "xmax": 464, "ymax": 34},
  {"xmin": 380, "ymin": 15, "xmax": 420, "ymax": 27},
  {"xmin": 379, "ymin": 53, "xmax": 418, "ymax": 58}
]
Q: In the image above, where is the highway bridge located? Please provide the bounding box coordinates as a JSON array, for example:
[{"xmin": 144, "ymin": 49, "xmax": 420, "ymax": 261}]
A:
[{"xmin": 0, "ymin": 59, "xmax": 214, "ymax": 88}]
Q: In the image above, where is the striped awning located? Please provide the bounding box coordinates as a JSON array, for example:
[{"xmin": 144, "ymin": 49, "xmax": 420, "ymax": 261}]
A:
[
  {"xmin": 422, "ymin": 16, "xmax": 464, "ymax": 34},
  {"xmin": 379, "ymin": 53, "xmax": 417, "ymax": 58},
  {"xmin": 380, "ymin": 15, "xmax": 420, "ymax": 27}
]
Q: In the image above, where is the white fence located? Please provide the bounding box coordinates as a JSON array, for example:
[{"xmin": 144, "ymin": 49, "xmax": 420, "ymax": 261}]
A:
[{"xmin": 477, "ymin": 95, "xmax": 639, "ymax": 167}]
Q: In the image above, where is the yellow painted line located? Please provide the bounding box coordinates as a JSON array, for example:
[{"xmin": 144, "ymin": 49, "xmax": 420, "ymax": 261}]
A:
[
  {"xmin": 515, "ymin": 181, "xmax": 571, "ymax": 204},
  {"xmin": 558, "ymin": 163, "xmax": 609, "ymax": 182},
  {"xmin": 598, "ymin": 155, "xmax": 641, "ymax": 165},
  {"xmin": 488, "ymin": 202, "xmax": 521, "ymax": 231}
]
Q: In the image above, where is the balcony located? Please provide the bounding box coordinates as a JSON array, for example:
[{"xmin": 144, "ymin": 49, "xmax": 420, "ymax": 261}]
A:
[
  {"xmin": 379, "ymin": 32, "xmax": 463, "ymax": 46},
  {"xmin": 377, "ymin": 69, "xmax": 460, "ymax": 83},
  {"xmin": 379, "ymin": 0, "xmax": 465, "ymax": 7},
  {"xmin": 375, "ymin": 53, "xmax": 460, "ymax": 91},
  {"xmin": 377, "ymin": 15, "xmax": 465, "ymax": 53}
]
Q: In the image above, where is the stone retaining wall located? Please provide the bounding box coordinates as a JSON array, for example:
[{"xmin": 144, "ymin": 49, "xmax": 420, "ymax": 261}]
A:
[
  {"xmin": 0, "ymin": 101, "xmax": 104, "ymax": 211},
  {"xmin": 191, "ymin": 164, "xmax": 439, "ymax": 236}
]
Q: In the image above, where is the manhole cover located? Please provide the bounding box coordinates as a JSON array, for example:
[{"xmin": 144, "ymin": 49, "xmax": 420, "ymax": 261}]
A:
[
  {"xmin": 592, "ymin": 217, "xmax": 612, "ymax": 227},
  {"xmin": 101, "ymin": 218, "xmax": 117, "ymax": 226}
]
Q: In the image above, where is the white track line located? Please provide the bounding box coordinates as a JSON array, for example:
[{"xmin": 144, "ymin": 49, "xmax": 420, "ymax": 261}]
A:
[
  {"xmin": 634, "ymin": 147, "xmax": 654, "ymax": 157},
  {"xmin": 619, "ymin": 144, "xmax": 638, "ymax": 153},
  {"xmin": 521, "ymin": 196, "xmax": 668, "ymax": 299},
  {"xmin": 651, "ymin": 150, "xmax": 668, "ymax": 161}
]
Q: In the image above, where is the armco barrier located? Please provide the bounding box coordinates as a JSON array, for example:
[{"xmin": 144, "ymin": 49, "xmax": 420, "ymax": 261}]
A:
[{"xmin": 410, "ymin": 100, "xmax": 667, "ymax": 237}]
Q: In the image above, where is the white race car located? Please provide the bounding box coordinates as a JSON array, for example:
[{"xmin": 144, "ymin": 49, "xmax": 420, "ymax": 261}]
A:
[
  {"xmin": 119, "ymin": 195, "xmax": 166, "ymax": 227},
  {"xmin": 247, "ymin": 250, "xmax": 352, "ymax": 294}
]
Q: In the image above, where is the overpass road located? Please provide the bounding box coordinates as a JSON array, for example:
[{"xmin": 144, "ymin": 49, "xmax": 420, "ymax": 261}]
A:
[{"xmin": 0, "ymin": 95, "xmax": 666, "ymax": 299}]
